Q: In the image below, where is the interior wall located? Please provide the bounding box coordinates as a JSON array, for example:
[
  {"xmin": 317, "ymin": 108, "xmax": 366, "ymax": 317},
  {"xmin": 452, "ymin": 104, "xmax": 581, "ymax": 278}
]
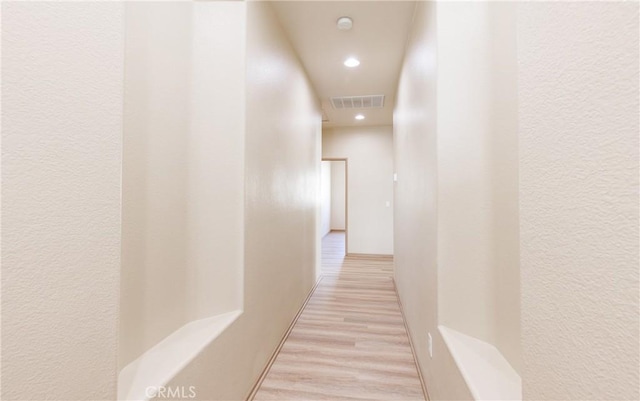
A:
[
  {"xmin": 165, "ymin": 2, "xmax": 322, "ymax": 400},
  {"xmin": 320, "ymin": 161, "xmax": 332, "ymax": 237},
  {"xmin": 394, "ymin": 1, "xmax": 520, "ymax": 399},
  {"xmin": 121, "ymin": 3, "xmax": 190, "ymax": 368},
  {"xmin": 518, "ymin": 2, "xmax": 639, "ymax": 400},
  {"xmin": 1, "ymin": 3, "xmax": 123, "ymax": 399},
  {"xmin": 436, "ymin": 1, "xmax": 520, "ymax": 368},
  {"xmin": 120, "ymin": 1, "xmax": 245, "ymax": 369},
  {"xmin": 330, "ymin": 161, "xmax": 346, "ymax": 230},
  {"xmin": 187, "ymin": 2, "xmax": 245, "ymax": 323},
  {"xmin": 394, "ymin": 3, "xmax": 472, "ymax": 400},
  {"xmin": 323, "ymin": 126, "xmax": 394, "ymax": 255},
  {"xmin": 315, "ymin": 121, "xmax": 323, "ymax": 280},
  {"xmin": 489, "ymin": 3, "xmax": 520, "ymax": 373}
]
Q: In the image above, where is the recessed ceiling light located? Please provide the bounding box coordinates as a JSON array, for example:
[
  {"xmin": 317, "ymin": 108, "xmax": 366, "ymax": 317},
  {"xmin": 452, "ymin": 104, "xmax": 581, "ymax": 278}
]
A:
[
  {"xmin": 355, "ymin": 114, "xmax": 365, "ymax": 120},
  {"xmin": 344, "ymin": 57, "xmax": 360, "ymax": 68}
]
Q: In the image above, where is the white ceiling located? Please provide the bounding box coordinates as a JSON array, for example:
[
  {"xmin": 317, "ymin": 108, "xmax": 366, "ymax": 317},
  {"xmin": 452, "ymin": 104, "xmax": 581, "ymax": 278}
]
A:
[{"xmin": 271, "ymin": 1, "xmax": 417, "ymax": 128}]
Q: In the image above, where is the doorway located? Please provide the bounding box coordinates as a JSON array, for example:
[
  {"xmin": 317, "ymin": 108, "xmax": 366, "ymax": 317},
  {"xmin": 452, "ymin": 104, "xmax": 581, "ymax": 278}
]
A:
[{"xmin": 320, "ymin": 159, "xmax": 348, "ymax": 269}]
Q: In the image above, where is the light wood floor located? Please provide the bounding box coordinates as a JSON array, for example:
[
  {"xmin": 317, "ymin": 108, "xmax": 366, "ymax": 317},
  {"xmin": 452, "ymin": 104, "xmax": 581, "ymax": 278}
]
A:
[{"xmin": 252, "ymin": 231, "xmax": 426, "ymax": 401}]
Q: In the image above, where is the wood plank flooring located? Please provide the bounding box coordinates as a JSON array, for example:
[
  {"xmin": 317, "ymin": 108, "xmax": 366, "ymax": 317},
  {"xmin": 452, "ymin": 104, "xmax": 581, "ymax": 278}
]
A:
[{"xmin": 253, "ymin": 231, "xmax": 426, "ymax": 401}]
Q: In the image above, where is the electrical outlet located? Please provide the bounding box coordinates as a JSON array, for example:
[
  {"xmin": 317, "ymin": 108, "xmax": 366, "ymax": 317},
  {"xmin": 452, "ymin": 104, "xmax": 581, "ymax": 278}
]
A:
[{"xmin": 428, "ymin": 332, "xmax": 433, "ymax": 358}]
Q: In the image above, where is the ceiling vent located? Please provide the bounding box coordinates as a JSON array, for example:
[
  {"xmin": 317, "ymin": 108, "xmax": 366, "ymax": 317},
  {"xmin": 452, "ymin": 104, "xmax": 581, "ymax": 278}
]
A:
[{"xmin": 330, "ymin": 95, "xmax": 385, "ymax": 110}]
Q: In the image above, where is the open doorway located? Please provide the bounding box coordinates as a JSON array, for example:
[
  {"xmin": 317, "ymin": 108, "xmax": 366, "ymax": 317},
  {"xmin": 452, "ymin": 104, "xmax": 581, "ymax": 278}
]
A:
[{"xmin": 320, "ymin": 159, "xmax": 348, "ymax": 272}]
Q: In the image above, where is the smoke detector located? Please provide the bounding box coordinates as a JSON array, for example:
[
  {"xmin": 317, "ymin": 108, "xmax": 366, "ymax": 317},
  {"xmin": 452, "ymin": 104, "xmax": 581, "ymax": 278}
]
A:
[{"xmin": 337, "ymin": 17, "xmax": 353, "ymax": 31}]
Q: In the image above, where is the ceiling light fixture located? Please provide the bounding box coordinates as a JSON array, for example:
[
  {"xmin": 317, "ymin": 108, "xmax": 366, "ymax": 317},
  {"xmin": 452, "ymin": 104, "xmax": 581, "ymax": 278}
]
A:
[
  {"xmin": 337, "ymin": 16, "xmax": 353, "ymax": 31},
  {"xmin": 344, "ymin": 57, "xmax": 360, "ymax": 68},
  {"xmin": 355, "ymin": 114, "xmax": 365, "ymax": 120}
]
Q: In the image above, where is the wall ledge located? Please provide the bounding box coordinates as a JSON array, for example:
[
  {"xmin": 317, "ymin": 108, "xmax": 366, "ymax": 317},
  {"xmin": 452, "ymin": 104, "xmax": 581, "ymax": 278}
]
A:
[
  {"xmin": 118, "ymin": 310, "xmax": 242, "ymax": 401},
  {"xmin": 438, "ymin": 325, "xmax": 521, "ymax": 401}
]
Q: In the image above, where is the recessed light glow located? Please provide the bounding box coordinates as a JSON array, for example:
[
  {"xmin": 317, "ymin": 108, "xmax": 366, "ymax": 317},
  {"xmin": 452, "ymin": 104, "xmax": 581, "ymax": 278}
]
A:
[
  {"xmin": 344, "ymin": 57, "xmax": 360, "ymax": 68},
  {"xmin": 355, "ymin": 114, "xmax": 365, "ymax": 120}
]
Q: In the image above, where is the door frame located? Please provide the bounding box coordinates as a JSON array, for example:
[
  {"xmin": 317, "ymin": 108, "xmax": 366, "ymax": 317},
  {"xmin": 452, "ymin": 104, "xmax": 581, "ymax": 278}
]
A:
[{"xmin": 322, "ymin": 158, "xmax": 349, "ymax": 255}]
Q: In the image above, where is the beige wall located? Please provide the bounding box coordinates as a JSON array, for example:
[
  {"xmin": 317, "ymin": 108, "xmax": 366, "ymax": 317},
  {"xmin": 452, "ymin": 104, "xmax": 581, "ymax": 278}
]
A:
[
  {"xmin": 490, "ymin": 3, "xmax": 520, "ymax": 373},
  {"xmin": 394, "ymin": 2, "xmax": 519, "ymax": 399},
  {"xmin": 320, "ymin": 160, "xmax": 345, "ymax": 235},
  {"xmin": 399, "ymin": 2, "xmax": 639, "ymax": 400},
  {"xmin": 394, "ymin": 3, "xmax": 472, "ymax": 400},
  {"xmin": 320, "ymin": 161, "xmax": 332, "ymax": 237},
  {"xmin": 393, "ymin": 0, "xmax": 441, "ymax": 395},
  {"xmin": 1, "ymin": 3, "xmax": 123, "ymax": 399},
  {"xmin": 120, "ymin": 1, "xmax": 245, "ymax": 369},
  {"xmin": 436, "ymin": 1, "xmax": 520, "ymax": 370},
  {"xmin": 323, "ymin": 126, "xmax": 394, "ymax": 255},
  {"xmin": 518, "ymin": 2, "xmax": 639, "ymax": 400},
  {"xmin": 165, "ymin": 2, "xmax": 321, "ymax": 399},
  {"xmin": 330, "ymin": 161, "xmax": 346, "ymax": 230}
]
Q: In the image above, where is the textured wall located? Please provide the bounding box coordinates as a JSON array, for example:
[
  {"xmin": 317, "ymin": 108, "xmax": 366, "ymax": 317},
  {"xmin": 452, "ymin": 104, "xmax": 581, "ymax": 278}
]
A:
[
  {"xmin": 323, "ymin": 126, "xmax": 394, "ymax": 255},
  {"xmin": 1, "ymin": 3, "xmax": 123, "ymax": 399},
  {"xmin": 165, "ymin": 2, "xmax": 321, "ymax": 399},
  {"xmin": 519, "ymin": 2, "xmax": 639, "ymax": 400}
]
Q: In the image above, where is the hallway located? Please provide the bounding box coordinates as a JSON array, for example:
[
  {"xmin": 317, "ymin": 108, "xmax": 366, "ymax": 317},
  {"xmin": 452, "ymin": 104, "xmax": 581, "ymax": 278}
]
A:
[
  {"xmin": 2, "ymin": 2, "xmax": 639, "ymax": 401},
  {"xmin": 252, "ymin": 232, "xmax": 425, "ymax": 401}
]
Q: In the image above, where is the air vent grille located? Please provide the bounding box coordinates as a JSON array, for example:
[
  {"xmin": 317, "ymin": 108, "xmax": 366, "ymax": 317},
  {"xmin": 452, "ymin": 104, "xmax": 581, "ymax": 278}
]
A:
[{"xmin": 330, "ymin": 95, "xmax": 385, "ymax": 109}]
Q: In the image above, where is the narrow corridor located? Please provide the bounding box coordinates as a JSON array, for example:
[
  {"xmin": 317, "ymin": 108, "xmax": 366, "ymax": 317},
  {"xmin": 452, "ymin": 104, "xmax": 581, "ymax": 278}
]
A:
[
  {"xmin": 3, "ymin": 2, "xmax": 638, "ymax": 401},
  {"xmin": 252, "ymin": 232, "xmax": 425, "ymax": 401}
]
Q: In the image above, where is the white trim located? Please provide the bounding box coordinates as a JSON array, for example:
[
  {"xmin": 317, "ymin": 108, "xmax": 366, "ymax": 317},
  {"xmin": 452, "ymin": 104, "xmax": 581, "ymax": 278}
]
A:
[
  {"xmin": 118, "ymin": 310, "xmax": 242, "ymax": 401},
  {"xmin": 438, "ymin": 325, "xmax": 521, "ymax": 401}
]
